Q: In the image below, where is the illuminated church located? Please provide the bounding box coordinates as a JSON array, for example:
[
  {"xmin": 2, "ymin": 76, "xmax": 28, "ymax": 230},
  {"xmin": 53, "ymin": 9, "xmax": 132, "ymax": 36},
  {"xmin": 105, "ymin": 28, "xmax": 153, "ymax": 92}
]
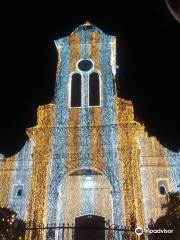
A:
[{"xmin": 0, "ymin": 23, "xmax": 179, "ymax": 239}]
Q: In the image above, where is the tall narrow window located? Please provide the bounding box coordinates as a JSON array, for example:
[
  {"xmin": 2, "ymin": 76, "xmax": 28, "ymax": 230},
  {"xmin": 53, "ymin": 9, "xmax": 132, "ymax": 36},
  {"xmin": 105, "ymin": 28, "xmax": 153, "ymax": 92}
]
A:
[
  {"xmin": 71, "ymin": 73, "xmax": 81, "ymax": 107},
  {"xmin": 17, "ymin": 188, "xmax": 23, "ymax": 197},
  {"xmin": 89, "ymin": 72, "xmax": 100, "ymax": 106},
  {"xmin": 13, "ymin": 185, "xmax": 23, "ymax": 199}
]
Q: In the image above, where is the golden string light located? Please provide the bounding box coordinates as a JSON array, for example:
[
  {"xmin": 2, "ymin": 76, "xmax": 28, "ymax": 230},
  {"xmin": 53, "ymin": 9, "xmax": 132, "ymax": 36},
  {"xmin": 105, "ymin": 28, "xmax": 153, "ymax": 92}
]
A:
[
  {"xmin": 0, "ymin": 24, "xmax": 179, "ymax": 240},
  {"xmin": 0, "ymin": 156, "xmax": 16, "ymax": 206},
  {"xmin": 25, "ymin": 104, "xmax": 55, "ymax": 240}
]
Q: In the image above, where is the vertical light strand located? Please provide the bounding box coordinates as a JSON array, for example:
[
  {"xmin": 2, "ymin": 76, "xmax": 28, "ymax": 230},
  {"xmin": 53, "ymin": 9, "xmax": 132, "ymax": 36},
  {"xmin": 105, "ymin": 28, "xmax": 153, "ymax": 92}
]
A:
[
  {"xmin": 115, "ymin": 97, "xmax": 145, "ymax": 229},
  {"xmin": 110, "ymin": 37, "xmax": 116, "ymax": 77},
  {"xmin": 79, "ymin": 29, "xmax": 91, "ymax": 215},
  {"xmin": 100, "ymin": 33, "xmax": 123, "ymax": 240},
  {"xmin": 89, "ymin": 31, "xmax": 104, "ymax": 172},
  {"xmin": 62, "ymin": 32, "xmax": 82, "ymax": 227},
  {"xmin": 89, "ymin": 32, "xmax": 100, "ymax": 69},
  {"xmin": 167, "ymin": 149, "xmax": 180, "ymax": 192},
  {"xmin": 67, "ymin": 32, "xmax": 81, "ymax": 173},
  {"xmin": 7, "ymin": 139, "xmax": 34, "ymax": 220},
  {"xmin": 131, "ymin": 139, "xmax": 145, "ymax": 228},
  {"xmin": 66, "ymin": 109, "xmax": 81, "ymax": 172},
  {"xmin": 25, "ymin": 104, "xmax": 55, "ymax": 240},
  {"xmin": 90, "ymin": 108, "xmax": 103, "ymax": 171},
  {"xmin": 62, "ymin": 175, "xmax": 81, "ymax": 225},
  {"xmin": 47, "ymin": 38, "xmax": 70, "ymax": 236},
  {"xmin": 69, "ymin": 33, "xmax": 80, "ymax": 72},
  {"xmin": 93, "ymin": 174, "xmax": 113, "ymax": 223},
  {"xmin": 0, "ymin": 156, "xmax": 16, "ymax": 207}
]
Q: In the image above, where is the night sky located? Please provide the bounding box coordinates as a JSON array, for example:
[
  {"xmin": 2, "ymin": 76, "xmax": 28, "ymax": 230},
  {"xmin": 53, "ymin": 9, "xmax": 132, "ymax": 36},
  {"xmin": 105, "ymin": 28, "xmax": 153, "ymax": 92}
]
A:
[{"xmin": 0, "ymin": 2, "xmax": 180, "ymax": 157}]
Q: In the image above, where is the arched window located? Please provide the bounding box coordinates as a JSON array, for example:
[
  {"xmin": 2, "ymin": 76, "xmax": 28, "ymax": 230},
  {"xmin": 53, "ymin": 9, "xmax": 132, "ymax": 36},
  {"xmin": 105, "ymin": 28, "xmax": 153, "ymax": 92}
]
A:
[
  {"xmin": 71, "ymin": 73, "xmax": 81, "ymax": 107},
  {"xmin": 159, "ymin": 185, "xmax": 167, "ymax": 195},
  {"xmin": 89, "ymin": 72, "xmax": 100, "ymax": 106}
]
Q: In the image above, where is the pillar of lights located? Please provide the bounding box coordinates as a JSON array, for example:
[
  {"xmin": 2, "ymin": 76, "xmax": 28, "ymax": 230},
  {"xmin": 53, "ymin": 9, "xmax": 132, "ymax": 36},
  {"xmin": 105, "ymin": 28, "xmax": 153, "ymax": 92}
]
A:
[{"xmin": 0, "ymin": 23, "xmax": 179, "ymax": 240}]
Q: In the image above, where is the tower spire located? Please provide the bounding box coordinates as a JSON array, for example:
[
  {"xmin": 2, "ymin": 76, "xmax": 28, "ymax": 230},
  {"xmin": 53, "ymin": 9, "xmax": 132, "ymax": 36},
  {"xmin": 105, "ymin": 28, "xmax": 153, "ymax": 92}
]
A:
[{"xmin": 83, "ymin": 21, "xmax": 92, "ymax": 26}]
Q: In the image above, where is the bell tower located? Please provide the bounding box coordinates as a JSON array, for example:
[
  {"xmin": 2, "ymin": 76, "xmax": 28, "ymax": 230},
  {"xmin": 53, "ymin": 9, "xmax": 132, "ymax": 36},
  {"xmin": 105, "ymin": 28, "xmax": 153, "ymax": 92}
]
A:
[
  {"xmin": 54, "ymin": 21, "xmax": 117, "ymax": 123},
  {"xmin": 47, "ymin": 22, "xmax": 123, "ymax": 238}
]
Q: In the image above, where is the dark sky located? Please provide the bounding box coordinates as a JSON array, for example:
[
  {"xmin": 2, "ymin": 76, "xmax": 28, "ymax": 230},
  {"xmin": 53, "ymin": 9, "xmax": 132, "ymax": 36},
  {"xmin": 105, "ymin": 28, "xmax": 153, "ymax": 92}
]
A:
[{"xmin": 0, "ymin": 2, "xmax": 180, "ymax": 157}]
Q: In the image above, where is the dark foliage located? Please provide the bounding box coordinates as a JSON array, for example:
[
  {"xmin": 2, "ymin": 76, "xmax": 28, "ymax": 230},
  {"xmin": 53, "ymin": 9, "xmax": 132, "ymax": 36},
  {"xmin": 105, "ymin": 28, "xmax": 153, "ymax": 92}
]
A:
[
  {"xmin": 148, "ymin": 192, "xmax": 180, "ymax": 240},
  {"xmin": 0, "ymin": 207, "xmax": 26, "ymax": 240}
]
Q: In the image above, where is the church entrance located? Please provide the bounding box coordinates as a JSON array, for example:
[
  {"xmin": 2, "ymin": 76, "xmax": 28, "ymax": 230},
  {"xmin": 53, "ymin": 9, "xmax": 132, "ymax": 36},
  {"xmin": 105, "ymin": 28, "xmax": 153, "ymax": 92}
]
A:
[
  {"xmin": 56, "ymin": 168, "xmax": 113, "ymax": 226},
  {"xmin": 75, "ymin": 215, "xmax": 105, "ymax": 240}
]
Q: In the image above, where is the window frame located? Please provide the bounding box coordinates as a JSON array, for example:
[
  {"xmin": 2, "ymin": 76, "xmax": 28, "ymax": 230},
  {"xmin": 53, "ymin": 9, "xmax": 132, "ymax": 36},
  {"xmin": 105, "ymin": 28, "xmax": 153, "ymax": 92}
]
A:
[
  {"xmin": 69, "ymin": 60, "xmax": 102, "ymax": 108},
  {"xmin": 76, "ymin": 59, "xmax": 94, "ymax": 73},
  {"xmin": 16, "ymin": 188, "xmax": 23, "ymax": 198},
  {"xmin": 157, "ymin": 179, "xmax": 168, "ymax": 197},
  {"xmin": 13, "ymin": 184, "xmax": 24, "ymax": 199},
  {"xmin": 88, "ymin": 70, "xmax": 102, "ymax": 107},
  {"xmin": 159, "ymin": 184, "xmax": 167, "ymax": 196},
  {"xmin": 69, "ymin": 72, "xmax": 82, "ymax": 108}
]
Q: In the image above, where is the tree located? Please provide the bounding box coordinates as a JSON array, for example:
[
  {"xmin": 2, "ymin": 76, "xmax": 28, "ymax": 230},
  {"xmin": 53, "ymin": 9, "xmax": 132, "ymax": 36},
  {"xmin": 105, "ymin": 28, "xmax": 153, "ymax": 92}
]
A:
[
  {"xmin": 162, "ymin": 192, "xmax": 180, "ymax": 222},
  {"xmin": 0, "ymin": 207, "xmax": 26, "ymax": 240},
  {"xmin": 148, "ymin": 192, "xmax": 180, "ymax": 240}
]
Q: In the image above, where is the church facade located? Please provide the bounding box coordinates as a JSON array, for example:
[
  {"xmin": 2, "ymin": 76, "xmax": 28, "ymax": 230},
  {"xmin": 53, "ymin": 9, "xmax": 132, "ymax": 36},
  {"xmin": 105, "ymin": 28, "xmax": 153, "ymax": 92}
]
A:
[{"xmin": 0, "ymin": 23, "xmax": 179, "ymax": 239}]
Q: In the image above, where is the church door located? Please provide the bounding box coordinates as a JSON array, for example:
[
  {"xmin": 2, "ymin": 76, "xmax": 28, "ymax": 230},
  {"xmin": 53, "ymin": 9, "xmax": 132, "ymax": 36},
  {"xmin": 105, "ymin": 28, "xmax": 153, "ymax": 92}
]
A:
[{"xmin": 75, "ymin": 215, "xmax": 105, "ymax": 240}]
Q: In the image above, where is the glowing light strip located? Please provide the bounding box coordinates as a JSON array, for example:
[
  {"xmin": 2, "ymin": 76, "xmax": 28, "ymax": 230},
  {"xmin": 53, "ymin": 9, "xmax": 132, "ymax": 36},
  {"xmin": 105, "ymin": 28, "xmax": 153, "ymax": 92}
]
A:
[
  {"xmin": 167, "ymin": 149, "xmax": 180, "ymax": 192},
  {"xmin": 100, "ymin": 33, "xmax": 123, "ymax": 239},
  {"xmin": 79, "ymin": 30, "xmax": 92, "ymax": 215},
  {"xmin": 0, "ymin": 156, "xmax": 16, "ymax": 207},
  {"xmin": 8, "ymin": 140, "xmax": 33, "ymax": 220},
  {"xmin": 89, "ymin": 31, "xmax": 102, "ymax": 169},
  {"xmin": 67, "ymin": 33, "xmax": 81, "ymax": 173},
  {"xmin": 57, "ymin": 178, "xmax": 66, "ymax": 240},
  {"xmin": 61, "ymin": 32, "xmax": 81, "ymax": 230},
  {"xmin": 69, "ymin": 33, "xmax": 81, "ymax": 72},
  {"xmin": 137, "ymin": 139, "xmax": 149, "ymax": 227},
  {"xmin": 47, "ymin": 39, "xmax": 70, "ymax": 237},
  {"xmin": 110, "ymin": 38, "xmax": 116, "ymax": 77},
  {"xmin": 89, "ymin": 32, "xmax": 100, "ymax": 69},
  {"xmin": 90, "ymin": 109, "xmax": 104, "ymax": 172},
  {"xmin": 25, "ymin": 105, "xmax": 55, "ymax": 240}
]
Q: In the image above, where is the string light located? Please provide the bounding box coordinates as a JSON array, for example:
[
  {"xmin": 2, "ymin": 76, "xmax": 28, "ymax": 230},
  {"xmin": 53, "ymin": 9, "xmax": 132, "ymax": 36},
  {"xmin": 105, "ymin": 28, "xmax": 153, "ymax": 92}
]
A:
[{"xmin": 0, "ymin": 24, "xmax": 179, "ymax": 240}]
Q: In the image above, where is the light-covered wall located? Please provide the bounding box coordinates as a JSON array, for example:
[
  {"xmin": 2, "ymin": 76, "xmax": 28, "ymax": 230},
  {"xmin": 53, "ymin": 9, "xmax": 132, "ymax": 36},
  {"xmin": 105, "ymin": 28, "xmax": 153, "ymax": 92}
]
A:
[
  {"xmin": 8, "ymin": 140, "xmax": 34, "ymax": 220},
  {"xmin": 47, "ymin": 24, "xmax": 124, "ymax": 239},
  {"xmin": 0, "ymin": 23, "xmax": 179, "ymax": 240},
  {"xmin": 137, "ymin": 133, "xmax": 180, "ymax": 227}
]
